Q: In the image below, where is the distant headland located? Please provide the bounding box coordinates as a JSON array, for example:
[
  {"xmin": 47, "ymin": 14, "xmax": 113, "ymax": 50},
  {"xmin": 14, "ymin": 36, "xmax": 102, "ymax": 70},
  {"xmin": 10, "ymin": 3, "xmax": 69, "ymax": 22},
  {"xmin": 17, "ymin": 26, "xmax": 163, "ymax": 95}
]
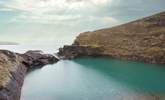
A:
[{"xmin": 0, "ymin": 42, "xmax": 19, "ymax": 45}]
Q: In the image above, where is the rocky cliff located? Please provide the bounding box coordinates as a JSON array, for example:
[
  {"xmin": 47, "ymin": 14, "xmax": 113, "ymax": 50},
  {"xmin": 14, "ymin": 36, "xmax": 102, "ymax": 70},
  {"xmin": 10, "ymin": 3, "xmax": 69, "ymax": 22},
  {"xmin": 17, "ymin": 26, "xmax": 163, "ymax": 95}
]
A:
[
  {"xmin": 58, "ymin": 11, "xmax": 165, "ymax": 64},
  {"xmin": 58, "ymin": 45, "xmax": 102, "ymax": 59},
  {"xmin": 0, "ymin": 50, "xmax": 58, "ymax": 100}
]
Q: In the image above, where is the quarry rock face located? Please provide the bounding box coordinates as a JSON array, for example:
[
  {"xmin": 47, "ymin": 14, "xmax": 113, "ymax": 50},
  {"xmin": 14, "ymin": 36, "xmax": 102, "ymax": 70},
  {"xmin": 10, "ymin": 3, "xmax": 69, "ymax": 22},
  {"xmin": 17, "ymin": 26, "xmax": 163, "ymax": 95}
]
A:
[{"xmin": 0, "ymin": 50, "xmax": 58, "ymax": 100}]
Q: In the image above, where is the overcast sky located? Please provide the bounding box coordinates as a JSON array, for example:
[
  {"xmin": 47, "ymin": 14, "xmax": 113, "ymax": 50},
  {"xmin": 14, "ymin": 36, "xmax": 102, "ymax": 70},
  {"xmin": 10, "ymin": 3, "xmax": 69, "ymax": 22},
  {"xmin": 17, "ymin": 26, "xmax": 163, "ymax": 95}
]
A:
[{"xmin": 0, "ymin": 0, "xmax": 165, "ymax": 45}]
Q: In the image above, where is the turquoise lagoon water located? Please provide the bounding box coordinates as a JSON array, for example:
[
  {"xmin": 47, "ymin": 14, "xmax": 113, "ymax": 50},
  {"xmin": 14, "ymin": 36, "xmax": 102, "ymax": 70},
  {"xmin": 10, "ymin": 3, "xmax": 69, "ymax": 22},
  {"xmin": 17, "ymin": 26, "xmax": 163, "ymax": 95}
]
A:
[{"xmin": 0, "ymin": 45, "xmax": 165, "ymax": 100}]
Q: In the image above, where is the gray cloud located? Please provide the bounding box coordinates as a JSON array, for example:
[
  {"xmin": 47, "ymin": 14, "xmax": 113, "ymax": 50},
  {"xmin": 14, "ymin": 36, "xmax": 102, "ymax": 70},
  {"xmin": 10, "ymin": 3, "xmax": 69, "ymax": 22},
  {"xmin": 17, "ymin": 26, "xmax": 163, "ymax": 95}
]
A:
[
  {"xmin": 0, "ymin": 0, "xmax": 165, "ymax": 44},
  {"xmin": 66, "ymin": 0, "xmax": 83, "ymax": 3}
]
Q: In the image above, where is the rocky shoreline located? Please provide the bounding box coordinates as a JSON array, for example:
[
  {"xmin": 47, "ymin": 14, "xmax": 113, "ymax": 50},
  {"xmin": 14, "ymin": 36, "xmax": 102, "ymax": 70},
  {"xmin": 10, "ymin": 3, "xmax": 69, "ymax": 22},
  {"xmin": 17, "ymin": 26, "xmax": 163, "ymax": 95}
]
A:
[
  {"xmin": 57, "ymin": 45, "xmax": 102, "ymax": 59},
  {"xmin": 58, "ymin": 44, "xmax": 165, "ymax": 64},
  {"xmin": 0, "ymin": 50, "xmax": 58, "ymax": 100}
]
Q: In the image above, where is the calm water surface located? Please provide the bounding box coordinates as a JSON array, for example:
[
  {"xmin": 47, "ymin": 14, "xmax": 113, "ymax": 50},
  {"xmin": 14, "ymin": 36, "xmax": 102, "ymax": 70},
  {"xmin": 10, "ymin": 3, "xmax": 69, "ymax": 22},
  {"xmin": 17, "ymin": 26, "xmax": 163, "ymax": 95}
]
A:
[{"xmin": 1, "ymin": 45, "xmax": 165, "ymax": 100}]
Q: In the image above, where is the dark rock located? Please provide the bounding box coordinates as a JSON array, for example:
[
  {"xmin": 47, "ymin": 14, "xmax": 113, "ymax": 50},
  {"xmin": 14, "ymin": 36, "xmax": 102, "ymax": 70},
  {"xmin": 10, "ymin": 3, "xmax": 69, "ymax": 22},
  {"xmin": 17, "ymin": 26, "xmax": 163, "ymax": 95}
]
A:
[
  {"xmin": 20, "ymin": 50, "xmax": 59, "ymax": 69},
  {"xmin": 57, "ymin": 45, "xmax": 102, "ymax": 59}
]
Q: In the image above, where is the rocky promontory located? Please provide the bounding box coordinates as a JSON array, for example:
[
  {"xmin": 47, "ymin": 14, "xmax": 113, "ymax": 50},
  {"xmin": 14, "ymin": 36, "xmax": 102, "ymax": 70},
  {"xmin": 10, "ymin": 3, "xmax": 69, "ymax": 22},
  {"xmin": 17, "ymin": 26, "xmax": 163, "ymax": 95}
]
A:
[
  {"xmin": 58, "ymin": 45, "xmax": 102, "ymax": 59},
  {"xmin": 58, "ymin": 11, "xmax": 165, "ymax": 64},
  {"xmin": 0, "ymin": 50, "xmax": 58, "ymax": 100}
]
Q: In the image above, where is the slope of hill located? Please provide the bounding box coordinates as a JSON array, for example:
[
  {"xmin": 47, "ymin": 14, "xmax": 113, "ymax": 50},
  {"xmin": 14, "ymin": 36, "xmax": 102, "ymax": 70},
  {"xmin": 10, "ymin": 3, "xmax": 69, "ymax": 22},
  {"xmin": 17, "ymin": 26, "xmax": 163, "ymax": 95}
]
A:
[{"xmin": 59, "ymin": 11, "xmax": 165, "ymax": 64}]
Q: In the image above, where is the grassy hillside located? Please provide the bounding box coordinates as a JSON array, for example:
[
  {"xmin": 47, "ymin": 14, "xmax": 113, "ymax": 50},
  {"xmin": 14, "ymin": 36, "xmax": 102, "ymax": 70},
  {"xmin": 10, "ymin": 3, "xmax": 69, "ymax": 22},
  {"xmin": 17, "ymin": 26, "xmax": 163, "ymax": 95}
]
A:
[{"xmin": 74, "ymin": 12, "xmax": 165, "ymax": 63}]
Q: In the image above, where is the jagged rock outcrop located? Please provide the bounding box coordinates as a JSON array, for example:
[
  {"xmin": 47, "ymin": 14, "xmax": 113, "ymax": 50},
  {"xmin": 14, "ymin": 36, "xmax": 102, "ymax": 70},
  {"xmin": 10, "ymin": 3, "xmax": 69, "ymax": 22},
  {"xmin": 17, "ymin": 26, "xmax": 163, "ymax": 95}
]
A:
[
  {"xmin": 0, "ymin": 50, "xmax": 58, "ymax": 100},
  {"xmin": 58, "ymin": 11, "xmax": 165, "ymax": 64},
  {"xmin": 58, "ymin": 45, "xmax": 101, "ymax": 59},
  {"xmin": 20, "ymin": 50, "xmax": 58, "ymax": 69}
]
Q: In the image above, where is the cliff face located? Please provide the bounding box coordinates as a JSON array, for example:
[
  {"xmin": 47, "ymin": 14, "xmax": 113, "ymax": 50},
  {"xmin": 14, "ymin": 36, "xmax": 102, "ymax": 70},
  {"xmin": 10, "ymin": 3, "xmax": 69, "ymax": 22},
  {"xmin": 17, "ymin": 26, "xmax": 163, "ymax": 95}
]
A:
[
  {"xmin": 0, "ymin": 50, "xmax": 58, "ymax": 100},
  {"xmin": 0, "ymin": 50, "xmax": 26, "ymax": 100},
  {"xmin": 58, "ymin": 45, "xmax": 102, "ymax": 59},
  {"xmin": 59, "ymin": 12, "xmax": 165, "ymax": 64}
]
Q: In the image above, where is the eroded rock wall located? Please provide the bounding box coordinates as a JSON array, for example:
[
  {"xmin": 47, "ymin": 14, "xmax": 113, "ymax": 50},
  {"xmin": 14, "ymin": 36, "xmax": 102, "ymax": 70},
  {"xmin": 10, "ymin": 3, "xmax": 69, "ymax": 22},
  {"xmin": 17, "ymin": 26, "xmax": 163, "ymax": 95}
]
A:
[{"xmin": 0, "ymin": 50, "xmax": 58, "ymax": 100}]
